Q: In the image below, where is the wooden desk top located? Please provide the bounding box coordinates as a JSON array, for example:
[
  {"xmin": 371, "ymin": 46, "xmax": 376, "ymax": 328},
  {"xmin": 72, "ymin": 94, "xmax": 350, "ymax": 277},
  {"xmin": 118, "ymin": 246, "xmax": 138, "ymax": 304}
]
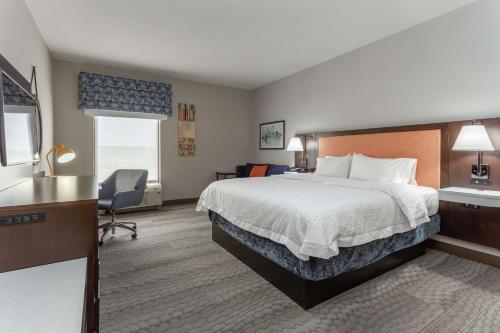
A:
[{"xmin": 0, "ymin": 176, "xmax": 98, "ymax": 210}]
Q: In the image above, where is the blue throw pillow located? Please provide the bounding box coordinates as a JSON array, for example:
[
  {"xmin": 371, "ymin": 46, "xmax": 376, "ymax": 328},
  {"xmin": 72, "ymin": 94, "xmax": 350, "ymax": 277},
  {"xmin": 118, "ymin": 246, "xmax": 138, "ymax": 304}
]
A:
[{"xmin": 266, "ymin": 164, "xmax": 288, "ymax": 176}]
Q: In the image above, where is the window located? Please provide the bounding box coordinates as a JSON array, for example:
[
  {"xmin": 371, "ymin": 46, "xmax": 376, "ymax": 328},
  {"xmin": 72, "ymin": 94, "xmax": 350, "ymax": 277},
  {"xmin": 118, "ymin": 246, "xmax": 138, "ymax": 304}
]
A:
[{"xmin": 95, "ymin": 116, "xmax": 159, "ymax": 182}]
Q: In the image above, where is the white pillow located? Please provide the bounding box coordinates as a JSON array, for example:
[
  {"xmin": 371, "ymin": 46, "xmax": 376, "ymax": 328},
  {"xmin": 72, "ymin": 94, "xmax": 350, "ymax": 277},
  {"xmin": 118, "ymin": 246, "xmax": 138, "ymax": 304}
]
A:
[
  {"xmin": 325, "ymin": 154, "xmax": 351, "ymax": 158},
  {"xmin": 349, "ymin": 154, "xmax": 417, "ymax": 185},
  {"xmin": 409, "ymin": 163, "xmax": 418, "ymax": 185},
  {"xmin": 315, "ymin": 156, "xmax": 352, "ymax": 178}
]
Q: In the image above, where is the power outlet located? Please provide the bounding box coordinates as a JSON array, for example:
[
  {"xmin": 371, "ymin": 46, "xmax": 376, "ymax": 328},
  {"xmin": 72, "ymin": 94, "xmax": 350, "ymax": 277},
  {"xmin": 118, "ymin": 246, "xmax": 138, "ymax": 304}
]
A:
[
  {"xmin": 471, "ymin": 164, "xmax": 491, "ymax": 185},
  {"xmin": 0, "ymin": 212, "xmax": 46, "ymax": 226}
]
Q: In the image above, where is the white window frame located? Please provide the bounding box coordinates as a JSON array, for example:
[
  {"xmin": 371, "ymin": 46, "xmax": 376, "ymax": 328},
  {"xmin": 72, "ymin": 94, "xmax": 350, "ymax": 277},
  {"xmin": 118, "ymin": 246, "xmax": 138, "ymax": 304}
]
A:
[{"xmin": 93, "ymin": 116, "xmax": 161, "ymax": 183}]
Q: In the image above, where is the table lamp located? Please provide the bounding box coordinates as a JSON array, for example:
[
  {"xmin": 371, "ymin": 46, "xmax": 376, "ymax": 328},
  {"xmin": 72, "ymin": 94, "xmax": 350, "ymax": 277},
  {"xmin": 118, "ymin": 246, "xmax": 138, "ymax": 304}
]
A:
[
  {"xmin": 45, "ymin": 144, "xmax": 76, "ymax": 176},
  {"xmin": 452, "ymin": 123, "xmax": 494, "ymax": 185},
  {"xmin": 287, "ymin": 137, "xmax": 306, "ymax": 169}
]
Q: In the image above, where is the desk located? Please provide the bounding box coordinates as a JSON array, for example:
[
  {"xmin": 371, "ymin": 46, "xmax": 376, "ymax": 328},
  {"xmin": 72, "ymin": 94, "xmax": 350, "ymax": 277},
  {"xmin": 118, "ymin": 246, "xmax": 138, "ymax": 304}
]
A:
[
  {"xmin": 0, "ymin": 176, "xmax": 98, "ymax": 332},
  {"xmin": 0, "ymin": 258, "xmax": 87, "ymax": 333}
]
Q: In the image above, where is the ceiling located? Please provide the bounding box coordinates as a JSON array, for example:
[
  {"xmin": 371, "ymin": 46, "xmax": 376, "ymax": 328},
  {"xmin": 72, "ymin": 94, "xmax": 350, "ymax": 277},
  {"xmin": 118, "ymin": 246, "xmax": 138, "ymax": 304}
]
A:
[{"xmin": 25, "ymin": 0, "xmax": 476, "ymax": 89}]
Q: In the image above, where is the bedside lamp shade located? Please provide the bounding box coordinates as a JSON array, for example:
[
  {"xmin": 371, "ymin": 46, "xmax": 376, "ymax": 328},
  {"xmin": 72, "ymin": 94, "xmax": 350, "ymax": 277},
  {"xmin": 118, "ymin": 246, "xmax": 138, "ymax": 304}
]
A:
[
  {"xmin": 287, "ymin": 137, "xmax": 304, "ymax": 152},
  {"xmin": 452, "ymin": 123, "xmax": 494, "ymax": 185},
  {"xmin": 452, "ymin": 125, "xmax": 494, "ymax": 151}
]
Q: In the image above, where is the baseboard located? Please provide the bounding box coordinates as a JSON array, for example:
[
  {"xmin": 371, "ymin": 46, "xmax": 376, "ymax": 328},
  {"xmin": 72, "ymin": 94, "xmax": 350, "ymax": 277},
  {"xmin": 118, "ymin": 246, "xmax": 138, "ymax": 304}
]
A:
[
  {"xmin": 163, "ymin": 197, "xmax": 199, "ymax": 205},
  {"xmin": 115, "ymin": 205, "xmax": 161, "ymax": 213},
  {"xmin": 427, "ymin": 238, "xmax": 500, "ymax": 268}
]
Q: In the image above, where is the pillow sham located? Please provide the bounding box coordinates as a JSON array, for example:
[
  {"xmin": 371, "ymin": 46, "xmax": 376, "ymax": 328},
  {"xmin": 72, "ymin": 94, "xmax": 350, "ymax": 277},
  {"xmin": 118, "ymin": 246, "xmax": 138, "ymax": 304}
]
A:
[
  {"xmin": 409, "ymin": 163, "xmax": 418, "ymax": 185},
  {"xmin": 349, "ymin": 153, "xmax": 417, "ymax": 185},
  {"xmin": 266, "ymin": 164, "xmax": 288, "ymax": 176},
  {"xmin": 249, "ymin": 165, "xmax": 268, "ymax": 177},
  {"xmin": 243, "ymin": 163, "xmax": 267, "ymax": 177},
  {"xmin": 314, "ymin": 156, "xmax": 352, "ymax": 178}
]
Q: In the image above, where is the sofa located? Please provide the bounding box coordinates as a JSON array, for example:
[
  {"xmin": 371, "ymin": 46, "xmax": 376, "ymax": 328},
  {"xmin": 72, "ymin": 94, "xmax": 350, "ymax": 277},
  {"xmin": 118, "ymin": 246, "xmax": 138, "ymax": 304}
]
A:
[{"xmin": 236, "ymin": 163, "xmax": 289, "ymax": 178}]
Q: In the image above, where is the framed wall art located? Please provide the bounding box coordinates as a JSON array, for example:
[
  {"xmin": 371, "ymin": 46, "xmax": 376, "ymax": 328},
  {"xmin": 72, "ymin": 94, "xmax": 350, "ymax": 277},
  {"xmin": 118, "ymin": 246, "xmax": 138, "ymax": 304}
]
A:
[
  {"xmin": 260, "ymin": 120, "xmax": 285, "ymax": 149},
  {"xmin": 178, "ymin": 103, "xmax": 196, "ymax": 156}
]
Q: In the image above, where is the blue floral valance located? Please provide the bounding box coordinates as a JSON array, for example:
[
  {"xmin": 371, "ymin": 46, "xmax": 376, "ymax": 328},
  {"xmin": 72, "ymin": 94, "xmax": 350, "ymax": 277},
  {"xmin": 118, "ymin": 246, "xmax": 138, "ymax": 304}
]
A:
[
  {"xmin": 1, "ymin": 73, "xmax": 36, "ymax": 107},
  {"xmin": 78, "ymin": 72, "xmax": 172, "ymax": 119}
]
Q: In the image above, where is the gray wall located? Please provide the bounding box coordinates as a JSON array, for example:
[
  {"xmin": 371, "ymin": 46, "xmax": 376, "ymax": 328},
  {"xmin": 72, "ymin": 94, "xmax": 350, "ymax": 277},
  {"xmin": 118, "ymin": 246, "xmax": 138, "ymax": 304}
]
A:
[
  {"xmin": 251, "ymin": 0, "xmax": 500, "ymax": 166},
  {"xmin": 0, "ymin": 0, "xmax": 54, "ymax": 190},
  {"xmin": 53, "ymin": 60, "xmax": 252, "ymax": 200}
]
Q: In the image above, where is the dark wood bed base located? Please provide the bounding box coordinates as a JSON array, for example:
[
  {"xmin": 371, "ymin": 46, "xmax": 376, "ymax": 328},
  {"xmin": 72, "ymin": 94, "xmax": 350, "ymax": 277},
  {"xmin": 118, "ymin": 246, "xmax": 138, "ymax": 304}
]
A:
[{"xmin": 212, "ymin": 223, "xmax": 425, "ymax": 310}]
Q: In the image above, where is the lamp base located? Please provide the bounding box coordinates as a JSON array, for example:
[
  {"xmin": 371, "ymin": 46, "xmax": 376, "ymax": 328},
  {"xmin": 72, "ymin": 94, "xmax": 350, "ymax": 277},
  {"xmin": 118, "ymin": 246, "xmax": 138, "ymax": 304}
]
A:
[
  {"xmin": 471, "ymin": 164, "xmax": 491, "ymax": 185},
  {"xmin": 300, "ymin": 161, "xmax": 307, "ymax": 169}
]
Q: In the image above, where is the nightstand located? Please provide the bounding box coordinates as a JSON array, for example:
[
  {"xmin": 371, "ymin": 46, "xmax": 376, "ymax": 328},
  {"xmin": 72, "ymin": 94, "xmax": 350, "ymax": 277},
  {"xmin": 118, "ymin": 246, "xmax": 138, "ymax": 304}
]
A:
[
  {"xmin": 438, "ymin": 187, "xmax": 500, "ymax": 249},
  {"xmin": 439, "ymin": 187, "xmax": 500, "ymax": 208}
]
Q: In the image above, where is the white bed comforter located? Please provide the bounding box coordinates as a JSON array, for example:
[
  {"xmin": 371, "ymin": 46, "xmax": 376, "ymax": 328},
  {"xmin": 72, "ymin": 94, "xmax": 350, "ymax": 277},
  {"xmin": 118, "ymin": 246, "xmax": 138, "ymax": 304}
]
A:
[{"xmin": 197, "ymin": 174, "xmax": 436, "ymax": 261}]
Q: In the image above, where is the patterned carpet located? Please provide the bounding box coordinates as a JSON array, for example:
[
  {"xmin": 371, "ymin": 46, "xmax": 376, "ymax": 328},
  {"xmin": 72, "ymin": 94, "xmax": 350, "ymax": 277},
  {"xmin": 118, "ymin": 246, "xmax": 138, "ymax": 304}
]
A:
[{"xmin": 99, "ymin": 204, "xmax": 500, "ymax": 333}]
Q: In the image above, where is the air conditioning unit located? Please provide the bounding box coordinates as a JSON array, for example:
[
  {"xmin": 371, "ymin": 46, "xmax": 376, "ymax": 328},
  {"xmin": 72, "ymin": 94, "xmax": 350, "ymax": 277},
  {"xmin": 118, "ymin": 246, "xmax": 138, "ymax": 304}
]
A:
[
  {"xmin": 141, "ymin": 182, "xmax": 163, "ymax": 208},
  {"xmin": 118, "ymin": 182, "xmax": 162, "ymax": 212}
]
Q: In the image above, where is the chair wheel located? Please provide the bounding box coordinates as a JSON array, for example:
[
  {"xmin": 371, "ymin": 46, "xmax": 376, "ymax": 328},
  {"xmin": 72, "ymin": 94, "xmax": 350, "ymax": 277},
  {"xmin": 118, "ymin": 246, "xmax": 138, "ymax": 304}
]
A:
[
  {"xmin": 99, "ymin": 240, "xmax": 103, "ymax": 246},
  {"xmin": 131, "ymin": 234, "xmax": 137, "ymax": 239}
]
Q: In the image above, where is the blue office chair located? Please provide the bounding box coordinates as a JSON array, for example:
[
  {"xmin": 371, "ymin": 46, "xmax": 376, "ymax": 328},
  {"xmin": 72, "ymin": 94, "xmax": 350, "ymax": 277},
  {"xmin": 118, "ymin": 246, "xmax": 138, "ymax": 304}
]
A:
[{"xmin": 98, "ymin": 169, "xmax": 148, "ymax": 245}]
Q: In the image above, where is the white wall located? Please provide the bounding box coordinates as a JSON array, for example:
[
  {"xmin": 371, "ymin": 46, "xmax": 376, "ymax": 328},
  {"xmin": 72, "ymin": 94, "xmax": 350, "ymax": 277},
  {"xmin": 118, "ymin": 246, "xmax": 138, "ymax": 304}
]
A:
[
  {"xmin": 251, "ymin": 0, "xmax": 500, "ymax": 166},
  {"xmin": 52, "ymin": 60, "xmax": 252, "ymax": 200},
  {"xmin": 0, "ymin": 0, "xmax": 54, "ymax": 190}
]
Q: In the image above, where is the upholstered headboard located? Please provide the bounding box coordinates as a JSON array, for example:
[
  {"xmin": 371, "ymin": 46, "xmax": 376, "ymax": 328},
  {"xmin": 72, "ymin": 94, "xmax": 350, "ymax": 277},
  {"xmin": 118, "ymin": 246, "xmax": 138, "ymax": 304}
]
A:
[
  {"xmin": 318, "ymin": 129, "xmax": 442, "ymax": 189},
  {"xmin": 295, "ymin": 118, "xmax": 500, "ymax": 251}
]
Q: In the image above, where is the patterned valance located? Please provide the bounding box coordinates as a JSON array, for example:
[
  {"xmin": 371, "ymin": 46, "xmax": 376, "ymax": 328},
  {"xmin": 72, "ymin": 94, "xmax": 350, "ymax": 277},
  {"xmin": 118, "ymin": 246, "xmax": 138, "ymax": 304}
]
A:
[
  {"xmin": 78, "ymin": 72, "xmax": 172, "ymax": 119},
  {"xmin": 1, "ymin": 73, "xmax": 36, "ymax": 107}
]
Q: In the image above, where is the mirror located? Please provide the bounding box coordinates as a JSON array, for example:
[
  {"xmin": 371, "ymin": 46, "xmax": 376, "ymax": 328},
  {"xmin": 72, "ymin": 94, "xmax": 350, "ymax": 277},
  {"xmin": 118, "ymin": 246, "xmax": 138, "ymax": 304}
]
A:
[{"xmin": 0, "ymin": 71, "xmax": 40, "ymax": 166}]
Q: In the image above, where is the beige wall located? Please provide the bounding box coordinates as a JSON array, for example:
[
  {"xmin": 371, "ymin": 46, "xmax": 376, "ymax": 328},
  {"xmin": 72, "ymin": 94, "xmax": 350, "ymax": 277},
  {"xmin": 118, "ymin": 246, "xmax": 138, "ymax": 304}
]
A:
[
  {"xmin": 251, "ymin": 0, "xmax": 500, "ymax": 166},
  {"xmin": 0, "ymin": 0, "xmax": 54, "ymax": 190},
  {"xmin": 53, "ymin": 60, "xmax": 252, "ymax": 200}
]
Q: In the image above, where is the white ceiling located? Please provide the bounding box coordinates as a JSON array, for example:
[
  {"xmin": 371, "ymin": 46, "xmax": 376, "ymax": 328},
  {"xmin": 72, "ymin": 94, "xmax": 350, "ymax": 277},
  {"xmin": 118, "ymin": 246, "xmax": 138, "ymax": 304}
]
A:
[{"xmin": 25, "ymin": 0, "xmax": 476, "ymax": 89}]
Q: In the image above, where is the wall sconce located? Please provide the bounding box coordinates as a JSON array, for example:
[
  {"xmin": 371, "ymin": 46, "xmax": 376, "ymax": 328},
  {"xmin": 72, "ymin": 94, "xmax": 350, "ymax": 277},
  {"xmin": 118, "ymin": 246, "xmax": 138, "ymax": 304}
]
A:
[{"xmin": 452, "ymin": 122, "xmax": 494, "ymax": 185}]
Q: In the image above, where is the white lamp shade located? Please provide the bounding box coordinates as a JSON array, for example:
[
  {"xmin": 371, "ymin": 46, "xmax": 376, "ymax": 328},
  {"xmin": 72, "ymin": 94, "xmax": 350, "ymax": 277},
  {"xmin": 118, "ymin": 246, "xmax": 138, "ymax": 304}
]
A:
[
  {"xmin": 452, "ymin": 125, "xmax": 494, "ymax": 151},
  {"xmin": 287, "ymin": 137, "xmax": 304, "ymax": 151}
]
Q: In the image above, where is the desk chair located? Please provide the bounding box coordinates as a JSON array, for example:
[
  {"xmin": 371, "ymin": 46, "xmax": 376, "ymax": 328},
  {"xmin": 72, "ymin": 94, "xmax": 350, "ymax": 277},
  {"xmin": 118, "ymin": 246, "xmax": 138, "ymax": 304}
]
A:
[{"xmin": 98, "ymin": 169, "xmax": 148, "ymax": 245}]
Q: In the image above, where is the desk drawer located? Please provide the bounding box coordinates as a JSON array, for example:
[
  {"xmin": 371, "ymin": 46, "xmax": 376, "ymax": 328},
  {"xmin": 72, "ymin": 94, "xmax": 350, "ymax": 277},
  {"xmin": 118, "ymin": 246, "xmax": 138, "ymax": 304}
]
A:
[{"xmin": 0, "ymin": 202, "xmax": 96, "ymax": 272}]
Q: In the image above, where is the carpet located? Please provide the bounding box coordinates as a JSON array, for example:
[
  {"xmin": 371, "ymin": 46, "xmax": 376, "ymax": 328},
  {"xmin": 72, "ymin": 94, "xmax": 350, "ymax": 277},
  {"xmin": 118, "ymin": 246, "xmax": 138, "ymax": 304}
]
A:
[{"xmin": 99, "ymin": 204, "xmax": 500, "ymax": 333}]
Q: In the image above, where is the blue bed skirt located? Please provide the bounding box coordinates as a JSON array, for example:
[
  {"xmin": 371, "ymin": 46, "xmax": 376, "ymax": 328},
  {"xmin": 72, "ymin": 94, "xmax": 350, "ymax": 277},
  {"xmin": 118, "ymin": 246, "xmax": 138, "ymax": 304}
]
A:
[{"xmin": 209, "ymin": 211, "xmax": 440, "ymax": 281}]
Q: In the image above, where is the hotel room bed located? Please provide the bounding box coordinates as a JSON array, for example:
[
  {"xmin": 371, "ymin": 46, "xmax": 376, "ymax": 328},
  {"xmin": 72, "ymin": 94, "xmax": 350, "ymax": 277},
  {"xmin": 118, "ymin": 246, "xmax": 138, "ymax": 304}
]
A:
[
  {"xmin": 197, "ymin": 173, "xmax": 440, "ymax": 308},
  {"xmin": 197, "ymin": 127, "xmax": 446, "ymax": 309},
  {"xmin": 198, "ymin": 174, "xmax": 439, "ymax": 258}
]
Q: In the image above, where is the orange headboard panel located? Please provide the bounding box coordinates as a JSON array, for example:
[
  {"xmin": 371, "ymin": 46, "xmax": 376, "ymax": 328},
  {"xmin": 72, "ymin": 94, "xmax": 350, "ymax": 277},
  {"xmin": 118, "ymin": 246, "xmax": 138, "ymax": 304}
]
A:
[{"xmin": 318, "ymin": 129, "xmax": 441, "ymax": 188}]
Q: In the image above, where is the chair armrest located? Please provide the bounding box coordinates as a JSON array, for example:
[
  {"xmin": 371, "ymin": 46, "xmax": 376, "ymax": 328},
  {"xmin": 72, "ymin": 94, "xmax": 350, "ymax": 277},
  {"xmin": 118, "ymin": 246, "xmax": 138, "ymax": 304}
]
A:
[
  {"xmin": 98, "ymin": 181, "xmax": 114, "ymax": 200},
  {"xmin": 111, "ymin": 190, "xmax": 144, "ymax": 210}
]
